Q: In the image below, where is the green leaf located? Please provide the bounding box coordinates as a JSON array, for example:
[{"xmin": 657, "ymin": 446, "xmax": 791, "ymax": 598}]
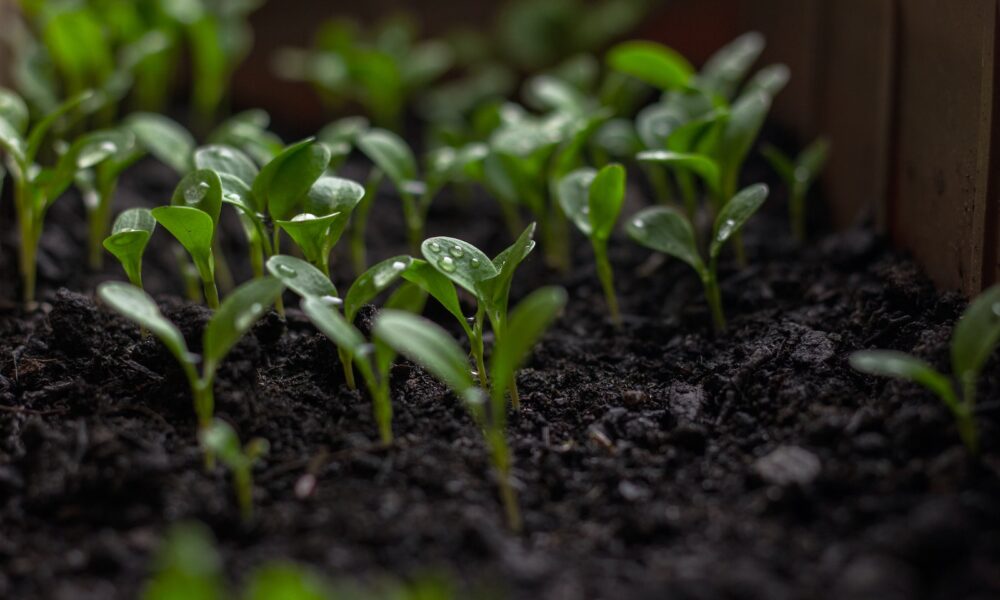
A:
[
  {"xmin": 850, "ymin": 351, "xmax": 957, "ymax": 405},
  {"xmin": 480, "ymin": 223, "xmax": 537, "ymax": 318},
  {"xmin": 344, "ymin": 255, "xmax": 413, "ymax": 322},
  {"xmin": 203, "ymin": 277, "xmax": 285, "ymax": 372},
  {"xmin": 666, "ymin": 108, "xmax": 729, "ymax": 155},
  {"xmin": 25, "ymin": 90, "xmax": 98, "ymax": 164},
  {"xmin": 199, "ymin": 419, "xmax": 245, "ymax": 469},
  {"xmin": 951, "ymin": 285, "xmax": 1000, "ymax": 381},
  {"xmin": 558, "ymin": 168, "xmax": 597, "ymax": 237},
  {"xmin": 301, "ymin": 296, "xmax": 367, "ymax": 356},
  {"xmin": 627, "ymin": 206, "xmax": 705, "ymax": 275},
  {"xmin": 209, "ymin": 109, "xmax": 284, "ymax": 166},
  {"xmin": 593, "ymin": 118, "xmax": 641, "ymax": 158},
  {"xmin": 254, "ymin": 139, "xmax": 331, "ymax": 220},
  {"xmin": 0, "ymin": 88, "xmax": 28, "ymax": 134},
  {"xmin": 697, "ymin": 31, "xmax": 766, "ymax": 100},
  {"xmin": 0, "ymin": 116, "xmax": 27, "ymax": 168},
  {"xmin": 152, "ymin": 206, "xmax": 216, "ymax": 270},
  {"xmin": 104, "ymin": 208, "xmax": 156, "ymax": 287},
  {"xmin": 356, "ymin": 128, "xmax": 418, "ymax": 190},
  {"xmin": 374, "ymin": 310, "xmax": 477, "ymax": 401},
  {"xmin": 745, "ymin": 64, "xmax": 790, "ymax": 98},
  {"xmin": 718, "ymin": 91, "xmax": 771, "ymax": 177},
  {"xmin": 43, "ymin": 129, "xmax": 135, "ymax": 201},
  {"xmin": 266, "ymin": 255, "xmax": 339, "ymax": 300},
  {"xmin": 172, "ymin": 169, "xmax": 223, "ymax": 227},
  {"xmin": 588, "ymin": 163, "xmax": 626, "ymax": 241},
  {"xmin": 635, "ymin": 103, "xmax": 684, "ymax": 150},
  {"xmin": 525, "ymin": 75, "xmax": 587, "ymax": 114},
  {"xmin": 143, "ymin": 522, "xmax": 224, "ymax": 600},
  {"xmin": 638, "ymin": 150, "xmax": 721, "ymax": 195},
  {"xmin": 490, "ymin": 287, "xmax": 567, "ymax": 404},
  {"xmin": 275, "ymin": 213, "xmax": 341, "ymax": 269},
  {"xmin": 796, "ymin": 138, "xmax": 831, "ymax": 185},
  {"xmin": 761, "ymin": 145, "xmax": 796, "ymax": 185},
  {"xmin": 421, "ymin": 237, "xmax": 498, "ymax": 296},
  {"xmin": 710, "ymin": 184, "xmax": 769, "ymax": 259},
  {"xmin": 303, "ymin": 175, "xmax": 365, "ymax": 242},
  {"xmin": 125, "ymin": 112, "xmax": 195, "ymax": 174},
  {"xmin": 97, "ymin": 282, "xmax": 193, "ymax": 369},
  {"xmin": 195, "ymin": 145, "xmax": 259, "ymax": 189},
  {"xmin": 403, "ymin": 259, "xmax": 471, "ymax": 336},
  {"xmin": 606, "ymin": 41, "xmax": 694, "ymax": 91}
]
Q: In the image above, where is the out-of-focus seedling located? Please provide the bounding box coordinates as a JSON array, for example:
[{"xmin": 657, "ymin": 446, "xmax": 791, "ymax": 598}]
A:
[
  {"xmin": 851, "ymin": 285, "xmax": 1000, "ymax": 454},
  {"xmin": 627, "ymin": 184, "xmax": 769, "ymax": 332},
  {"xmin": 103, "ymin": 207, "xmax": 156, "ymax": 290},
  {"xmin": 97, "ymin": 278, "xmax": 284, "ymax": 448},
  {"xmin": 374, "ymin": 285, "xmax": 566, "ymax": 531},
  {"xmin": 558, "ymin": 164, "xmax": 627, "ymax": 324},
  {"xmin": 762, "ymin": 138, "xmax": 830, "ymax": 242},
  {"xmin": 200, "ymin": 419, "xmax": 269, "ymax": 522}
]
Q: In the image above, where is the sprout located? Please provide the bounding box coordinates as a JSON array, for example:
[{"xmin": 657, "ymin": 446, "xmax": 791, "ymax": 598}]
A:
[
  {"xmin": 851, "ymin": 285, "xmax": 1000, "ymax": 454},
  {"xmin": 97, "ymin": 278, "xmax": 284, "ymax": 444},
  {"xmin": 357, "ymin": 128, "xmax": 489, "ymax": 252},
  {"xmin": 374, "ymin": 286, "xmax": 567, "ymax": 531},
  {"xmin": 558, "ymin": 163, "xmax": 627, "ymax": 324},
  {"xmin": 415, "ymin": 224, "xmax": 536, "ymax": 408},
  {"xmin": 627, "ymin": 184, "xmax": 769, "ymax": 332},
  {"xmin": 275, "ymin": 176, "xmax": 364, "ymax": 277},
  {"xmin": 153, "ymin": 170, "xmax": 224, "ymax": 308},
  {"xmin": 696, "ymin": 32, "xmax": 766, "ymax": 100},
  {"xmin": 103, "ymin": 208, "xmax": 156, "ymax": 289},
  {"xmin": 267, "ymin": 254, "xmax": 419, "ymax": 444},
  {"xmin": 762, "ymin": 138, "xmax": 831, "ymax": 242},
  {"xmin": 199, "ymin": 419, "xmax": 269, "ymax": 523},
  {"xmin": 0, "ymin": 88, "xmax": 120, "ymax": 304}
]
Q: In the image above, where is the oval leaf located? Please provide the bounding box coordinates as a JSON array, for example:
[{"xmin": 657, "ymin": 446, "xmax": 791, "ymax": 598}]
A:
[
  {"xmin": 254, "ymin": 139, "xmax": 331, "ymax": 221},
  {"xmin": 588, "ymin": 163, "xmax": 626, "ymax": 241},
  {"xmin": 203, "ymin": 277, "xmax": 286, "ymax": 371},
  {"xmin": 0, "ymin": 88, "xmax": 28, "ymax": 133},
  {"xmin": 275, "ymin": 213, "xmax": 341, "ymax": 268},
  {"xmin": 402, "ymin": 259, "xmax": 471, "ymax": 337},
  {"xmin": 421, "ymin": 237, "xmax": 498, "ymax": 296},
  {"xmin": 637, "ymin": 150, "xmax": 720, "ymax": 194},
  {"xmin": 710, "ymin": 184, "xmax": 769, "ymax": 259},
  {"xmin": 301, "ymin": 296, "xmax": 367, "ymax": 356},
  {"xmin": 627, "ymin": 206, "xmax": 704, "ymax": 276},
  {"xmin": 490, "ymin": 287, "xmax": 567, "ymax": 404},
  {"xmin": 152, "ymin": 205, "xmax": 216, "ymax": 266},
  {"xmin": 344, "ymin": 255, "xmax": 413, "ymax": 322},
  {"xmin": 266, "ymin": 254, "xmax": 338, "ymax": 300},
  {"xmin": 356, "ymin": 128, "xmax": 418, "ymax": 189},
  {"xmin": 195, "ymin": 144, "xmax": 260, "ymax": 189},
  {"xmin": 125, "ymin": 112, "xmax": 195, "ymax": 174},
  {"xmin": 172, "ymin": 169, "xmax": 223, "ymax": 227},
  {"xmin": 850, "ymin": 351, "xmax": 956, "ymax": 406},
  {"xmin": 557, "ymin": 168, "xmax": 597, "ymax": 236},
  {"xmin": 607, "ymin": 41, "xmax": 694, "ymax": 91},
  {"xmin": 103, "ymin": 208, "xmax": 156, "ymax": 286},
  {"xmin": 698, "ymin": 31, "xmax": 766, "ymax": 100},
  {"xmin": 951, "ymin": 285, "xmax": 1000, "ymax": 380}
]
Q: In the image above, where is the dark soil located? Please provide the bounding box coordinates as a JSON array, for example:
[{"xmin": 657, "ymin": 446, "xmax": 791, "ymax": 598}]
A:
[{"xmin": 1, "ymin": 160, "xmax": 999, "ymax": 600}]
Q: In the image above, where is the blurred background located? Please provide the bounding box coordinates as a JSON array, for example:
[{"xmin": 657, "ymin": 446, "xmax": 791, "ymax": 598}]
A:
[{"xmin": 1, "ymin": 0, "xmax": 997, "ymax": 295}]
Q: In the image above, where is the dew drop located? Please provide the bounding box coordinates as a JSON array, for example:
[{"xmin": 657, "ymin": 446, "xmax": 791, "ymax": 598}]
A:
[
  {"xmin": 292, "ymin": 213, "xmax": 318, "ymax": 222},
  {"xmin": 582, "ymin": 205, "xmax": 590, "ymax": 215},
  {"xmin": 632, "ymin": 218, "xmax": 645, "ymax": 229},
  {"xmin": 236, "ymin": 302, "xmax": 263, "ymax": 329},
  {"xmin": 320, "ymin": 295, "xmax": 343, "ymax": 307},
  {"xmin": 439, "ymin": 256, "xmax": 457, "ymax": 273},
  {"xmin": 469, "ymin": 258, "xmax": 481, "ymax": 268},
  {"xmin": 428, "ymin": 242, "xmax": 442, "ymax": 253},
  {"xmin": 449, "ymin": 245, "xmax": 464, "ymax": 258},
  {"xmin": 184, "ymin": 181, "xmax": 211, "ymax": 204},
  {"xmin": 276, "ymin": 263, "xmax": 297, "ymax": 277},
  {"xmin": 391, "ymin": 260, "xmax": 407, "ymax": 271}
]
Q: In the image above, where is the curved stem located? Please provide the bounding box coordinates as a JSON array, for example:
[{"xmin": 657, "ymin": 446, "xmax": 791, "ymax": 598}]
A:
[{"xmin": 593, "ymin": 241, "xmax": 621, "ymax": 326}]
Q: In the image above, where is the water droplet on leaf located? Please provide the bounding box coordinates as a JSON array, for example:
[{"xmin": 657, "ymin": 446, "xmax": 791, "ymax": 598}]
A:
[
  {"xmin": 439, "ymin": 256, "xmax": 456, "ymax": 273},
  {"xmin": 320, "ymin": 295, "xmax": 343, "ymax": 307},
  {"xmin": 449, "ymin": 245, "xmax": 464, "ymax": 258},
  {"xmin": 428, "ymin": 242, "xmax": 441, "ymax": 253},
  {"xmin": 276, "ymin": 264, "xmax": 297, "ymax": 277}
]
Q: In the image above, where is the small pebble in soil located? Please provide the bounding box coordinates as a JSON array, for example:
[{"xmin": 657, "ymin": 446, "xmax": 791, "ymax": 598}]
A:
[{"xmin": 753, "ymin": 445, "xmax": 822, "ymax": 487}]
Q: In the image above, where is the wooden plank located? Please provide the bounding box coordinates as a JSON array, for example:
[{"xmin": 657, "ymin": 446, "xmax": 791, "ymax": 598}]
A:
[
  {"xmin": 817, "ymin": 0, "xmax": 896, "ymax": 230},
  {"xmin": 891, "ymin": 0, "xmax": 996, "ymax": 295}
]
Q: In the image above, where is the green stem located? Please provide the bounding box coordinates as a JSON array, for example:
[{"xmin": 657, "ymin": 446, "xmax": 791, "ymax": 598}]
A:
[
  {"xmin": 472, "ymin": 306, "xmax": 489, "ymax": 389},
  {"xmin": 339, "ymin": 347, "xmax": 357, "ymax": 390},
  {"xmin": 371, "ymin": 375, "xmax": 393, "ymax": 446},
  {"xmin": 87, "ymin": 186, "xmax": 115, "ymax": 270},
  {"xmin": 235, "ymin": 469, "xmax": 253, "ymax": 522},
  {"xmin": 401, "ymin": 192, "xmax": 423, "ymax": 253},
  {"xmin": 14, "ymin": 182, "xmax": 38, "ymax": 305},
  {"xmin": 644, "ymin": 164, "xmax": 673, "ymax": 205},
  {"xmin": 703, "ymin": 266, "xmax": 726, "ymax": 333},
  {"xmin": 593, "ymin": 241, "xmax": 621, "ymax": 326},
  {"xmin": 490, "ymin": 434, "xmax": 521, "ymax": 532},
  {"xmin": 351, "ymin": 170, "xmax": 381, "ymax": 275},
  {"xmin": 212, "ymin": 239, "xmax": 235, "ymax": 294},
  {"xmin": 202, "ymin": 275, "xmax": 220, "ymax": 310},
  {"xmin": 272, "ymin": 228, "xmax": 285, "ymax": 317}
]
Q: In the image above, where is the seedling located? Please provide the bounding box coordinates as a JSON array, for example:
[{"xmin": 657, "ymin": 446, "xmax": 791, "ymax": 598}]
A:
[
  {"xmin": 558, "ymin": 163, "xmax": 626, "ymax": 324},
  {"xmin": 104, "ymin": 208, "xmax": 156, "ymax": 289},
  {"xmin": 208, "ymin": 109, "xmax": 284, "ymax": 167},
  {"xmin": 375, "ymin": 286, "xmax": 566, "ymax": 531},
  {"xmin": 851, "ymin": 285, "xmax": 1000, "ymax": 453},
  {"xmin": 417, "ymin": 224, "xmax": 537, "ymax": 407},
  {"xmin": 267, "ymin": 254, "xmax": 418, "ymax": 444},
  {"xmin": 357, "ymin": 128, "xmax": 486, "ymax": 251},
  {"xmin": 0, "ymin": 88, "xmax": 128, "ymax": 304},
  {"xmin": 606, "ymin": 40, "xmax": 695, "ymax": 92},
  {"xmin": 97, "ymin": 278, "xmax": 284, "ymax": 440},
  {"xmin": 275, "ymin": 176, "xmax": 364, "ymax": 277},
  {"xmin": 627, "ymin": 184, "xmax": 769, "ymax": 332},
  {"xmin": 200, "ymin": 419, "xmax": 269, "ymax": 522},
  {"xmin": 153, "ymin": 170, "xmax": 224, "ymax": 308},
  {"xmin": 762, "ymin": 138, "xmax": 830, "ymax": 242}
]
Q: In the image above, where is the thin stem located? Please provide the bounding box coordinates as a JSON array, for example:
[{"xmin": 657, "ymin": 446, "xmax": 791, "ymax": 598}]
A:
[
  {"xmin": 352, "ymin": 170, "xmax": 381, "ymax": 275},
  {"xmin": 401, "ymin": 192, "xmax": 423, "ymax": 253},
  {"xmin": 472, "ymin": 306, "xmax": 489, "ymax": 389},
  {"xmin": 235, "ymin": 469, "xmax": 253, "ymax": 522},
  {"xmin": 703, "ymin": 265, "xmax": 726, "ymax": 333},
  {"xmin": 212, "ymin": 239, "xmax": 235, "ymax": 294},
  {"xmin": 271, "ymin": 228, "xmax": 285, "ymax": 317},
  {"xmin": 339, "ymin": 347, "xmax": 357, "ymax": 390},
  {"xmin": 202, "ymin": 276, "xmax": 220, "ymax": 310},
  {"xmin": 593, "ymin": 241, "xmax": 621, "ymax": 326},
  {"xmin": 87, "ymin": 185, "xmax": 115, "ymax": 270},
  {"xmin": 490, "ymin": 433, "xmax": 521, "ymax": 532}
]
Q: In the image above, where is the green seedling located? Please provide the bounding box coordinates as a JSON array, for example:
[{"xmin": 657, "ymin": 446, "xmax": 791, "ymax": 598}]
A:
[
  {"xmin": 97, "ymin": 278, "xmax": 284, "ymax": 440},
  {"xmin": 200, "ymin": 419, "xmax": 269, "ymax": 523},
  {"xmin": 851, "ymin": 285, "xmax": 1000, "ymax": 454},
  {"xmin": 416, "ymin": 224, "xmax": 537, "ymax": 407},
  {"xmin": 0, "ymin": 88, "xmax": 128, "ymax": 304},
  {"xmin": 318, "ymin": 115, "xmax": 369, "ymax": 170},
  {"xmin": 627, "ymin": 184, "xmax": 769, "ymax": 332},
  {"xmin": 103, "ymin": 207, "xmax": 156, "ymax": 289},
  {"xmin": 267, "ymin": 254, "xmax": 418, "ymax": 444},
  {"xmin": 153, "ymin": 170, "xmax": 224, "ymax": 308},
  {"xmin": 375, "ymin": 286, "xmax": 566, "ymax": 531},
  {"xmin": 142, "ymin": 522, "xmax": 226, "ymax": 600},
  {"xmin": 762, "ymin": 138, "xmax": 830, "ymax": 242},
  {"xmin": 208, "ymin": 109, "xmax": 284, "ymax": 167},
  {"xmin": 558, "ymin": 163, "xmax": 626, "ymax": 324},
  {"xmin": 357, "ymin": 128, "xmax": 486, "ymax": 251},
  {"xmin": 696, "ymin": 31, "xmax": 766, "ymax": 101},
  {"xmin": 275, "ymin": 176, "xmax": 364, "ymax": 277}
]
